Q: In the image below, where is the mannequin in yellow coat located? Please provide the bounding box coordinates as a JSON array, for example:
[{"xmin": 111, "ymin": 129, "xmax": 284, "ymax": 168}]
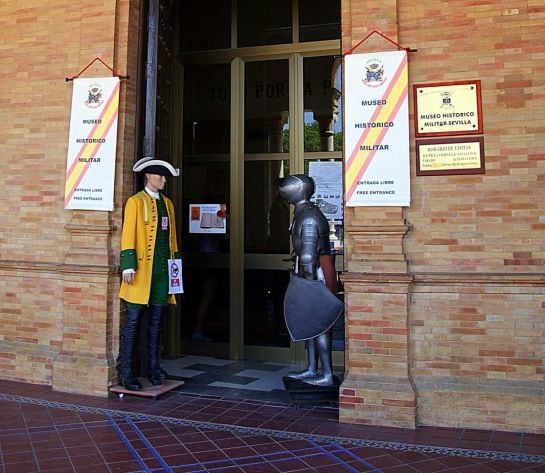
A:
[{"xmin": 118, "ymin": 157, "xmax": 180, "ymax": 391}]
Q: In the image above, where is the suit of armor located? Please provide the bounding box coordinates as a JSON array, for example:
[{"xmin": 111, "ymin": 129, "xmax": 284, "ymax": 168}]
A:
[{"xmin": 279, "ymin": 174, "xmax": 336, "ymax": 386}]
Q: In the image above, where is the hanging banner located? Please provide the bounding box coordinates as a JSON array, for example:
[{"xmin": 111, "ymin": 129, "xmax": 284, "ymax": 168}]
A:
[
  {"xmin": 344, "ymin": 50, "xmax": 410, "ymax": 206},
  {"xmin": 64, "ymin": 77, "xmax": 120, "ymax": 211}
]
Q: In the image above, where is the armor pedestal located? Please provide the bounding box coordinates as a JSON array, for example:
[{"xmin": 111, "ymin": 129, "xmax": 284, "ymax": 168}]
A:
[{"xmin": 282, "ymin": 376, "xmax": 341, "ymax": 408}]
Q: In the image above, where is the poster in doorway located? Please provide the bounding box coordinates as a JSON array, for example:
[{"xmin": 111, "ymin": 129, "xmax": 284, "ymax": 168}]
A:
[
  {"xmin": 309, "ymin": 160, "xmax": 343, "ymax": 222},
  {"xmin": 189, "ymin": 204, "xmax": 227, "ymax": 234}
]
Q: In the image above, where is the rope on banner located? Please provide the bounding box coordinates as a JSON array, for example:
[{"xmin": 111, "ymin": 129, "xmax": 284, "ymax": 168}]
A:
[
  {"xmin": 344, "ymin": 30, "xmax": 416, "ymax": 56},
  {"xmin": 65, "ymin": 57, "xmax": 129, "ymax": 82}
]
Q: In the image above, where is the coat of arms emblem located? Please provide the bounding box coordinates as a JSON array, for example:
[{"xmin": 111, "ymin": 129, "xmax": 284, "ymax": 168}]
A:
[
  {"xmin": 85, "ymin": 84, "xmax": 103, "ymax": 108},
  {"xmin": 363, "ymin": 59, "xmax": 386, "ymax": 87}
]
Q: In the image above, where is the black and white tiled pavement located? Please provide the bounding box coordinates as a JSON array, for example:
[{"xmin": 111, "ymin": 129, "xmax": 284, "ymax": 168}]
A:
[
  {"xmin": 1, "ymin": 356, "xmax": 544, "ymax": 472},
  {"xmin": 160, "ymin": 356, "xmax": 313, "ymax": 401}
]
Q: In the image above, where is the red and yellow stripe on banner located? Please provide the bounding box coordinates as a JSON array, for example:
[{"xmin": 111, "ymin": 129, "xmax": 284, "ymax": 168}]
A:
[
  {"xmin": 345, "ymin": 54, "xmax": 408, "ymax": 203},
  {"xmin": 64, "ymin": 80, "xmax": 120, "ymax": 206}
]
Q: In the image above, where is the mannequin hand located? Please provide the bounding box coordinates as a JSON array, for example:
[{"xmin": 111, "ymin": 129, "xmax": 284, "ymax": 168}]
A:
[{"xmin": 123, "ymin": 272, "xmax": 135, "ymax": 285}]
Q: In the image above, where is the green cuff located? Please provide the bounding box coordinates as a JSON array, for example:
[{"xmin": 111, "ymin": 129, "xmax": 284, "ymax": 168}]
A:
[{"xmin": 120, "ymin": 249, "xmax": 137, "ymax": 272}]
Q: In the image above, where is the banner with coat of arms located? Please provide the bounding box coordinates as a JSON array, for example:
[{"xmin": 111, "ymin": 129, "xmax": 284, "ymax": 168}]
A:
[
  {"xmin": 64, "ymin": 77, "xmax": 120, "ymax": 211},
  {"xmin": 344, "ymin": 50, "xmax": 410, "ymax": 206}
]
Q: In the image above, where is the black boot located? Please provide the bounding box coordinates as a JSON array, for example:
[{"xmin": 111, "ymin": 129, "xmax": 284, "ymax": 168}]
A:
[
  {"xmin": 148, "ymin": 305, "xmax": 165, "ymax": 386},
  {"xmin": 119, "ymin": 306, "xmax": 143, "ymax": 391},
  {"xmin": 156, "ymin": 305, "xmax": 168, "ymax": 380}
]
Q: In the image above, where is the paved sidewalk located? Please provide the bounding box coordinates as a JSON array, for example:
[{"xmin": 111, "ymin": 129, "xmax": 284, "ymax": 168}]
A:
[{"xmin": 0, "ymin": 379, "xmax": 544, "ymax": 472}]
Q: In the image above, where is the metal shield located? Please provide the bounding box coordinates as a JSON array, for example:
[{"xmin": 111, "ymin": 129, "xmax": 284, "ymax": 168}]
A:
[{"xmin": 283, "ymin": 274, "xmax": 344, "ymax": 341}]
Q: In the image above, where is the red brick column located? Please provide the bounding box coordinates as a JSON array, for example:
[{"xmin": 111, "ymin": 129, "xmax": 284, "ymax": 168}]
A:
[
  {"xmin": 338, "ymin": 0, "xmax": 417, "ymax": 429},
  {"xmin": 339, "ymin": 207, "xmax": 416, "ymax": 428},
  {"xmin": 50, "ymin": 0, "xmax": 141, "ymax": 397},
  {"xmin": 52, "ymin": 221, "xmax": 119, "ymax": 396}
]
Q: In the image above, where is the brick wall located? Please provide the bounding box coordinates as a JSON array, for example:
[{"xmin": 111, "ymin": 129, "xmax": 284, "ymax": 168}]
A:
[
  {"xmin": 412, "ymin": 277, "xmax": 544, "ymax": 431},
  {"xmin": 1, "ymin": 0, "xmax": 543, "ymax": 431},
  {"xmin": 341, "ymin": 0, "xmax": 545, "ymax": 433},
  {"xmin": 0, "ymin": 0, "xmax": 140, "ymax": 396}
]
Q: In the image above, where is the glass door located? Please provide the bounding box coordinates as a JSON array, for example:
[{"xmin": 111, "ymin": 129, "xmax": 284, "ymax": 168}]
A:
[
  {"xmin": 243, "ymin": 59, "xmax": 293, "ymax": 362},
  {"xmin": 180, "ymin": 63, "xmax": 231, "ymax": 358},
  {"xmin": 173, "ymin": 0, "xmax": 342, "ymax": 363}
]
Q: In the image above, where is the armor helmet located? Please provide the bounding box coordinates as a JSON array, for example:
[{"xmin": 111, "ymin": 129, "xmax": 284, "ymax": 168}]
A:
[{"xmin": 278, "ymin": 174, "xmax": 315, "ymax": 204}]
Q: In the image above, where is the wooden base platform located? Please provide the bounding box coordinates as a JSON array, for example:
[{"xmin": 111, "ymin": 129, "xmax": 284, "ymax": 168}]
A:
[
  {"xmin": 110, "ymin": 378, "xmax": 184, "ymax": 400},
  {"xmin": 283, "ymin": 376, "xmax": 340, "ymax": 408}
]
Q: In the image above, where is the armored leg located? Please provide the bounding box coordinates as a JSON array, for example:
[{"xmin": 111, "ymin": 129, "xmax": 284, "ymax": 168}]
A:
[
  {"xmin": 287, "ymin": 337, "xmax": 319, "ymax": 380},
  {"xmin": 147, "ymin": 305, "xmax": 165, "ymax": 386},
  {"xmin": 118, "ymin": 306, "xmax": 143, "ymax": 391},
  {"xmin": 304, "ymin": 331, "xmax": 334, "ymax": 386}
]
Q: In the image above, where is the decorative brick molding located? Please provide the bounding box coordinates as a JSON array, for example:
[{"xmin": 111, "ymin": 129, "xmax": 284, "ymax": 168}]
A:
[{"xmin": 345, "ymin": 224, "xmax": 411, "ymax": 274}]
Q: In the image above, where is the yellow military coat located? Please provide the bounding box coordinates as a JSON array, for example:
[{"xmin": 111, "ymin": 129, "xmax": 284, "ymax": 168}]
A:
[{"xmin": 119, "ymin": 191, "xmax": 179, "ymax": 305}]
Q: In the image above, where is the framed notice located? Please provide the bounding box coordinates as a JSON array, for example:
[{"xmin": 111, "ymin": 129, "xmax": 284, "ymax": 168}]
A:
[
  {"xmin": 416, "ymin": 137, "xmax": 485, "ymax": 176},
  {"xmin": 413, "ymin": 80, "xmax": 482, "ymax": 137}
]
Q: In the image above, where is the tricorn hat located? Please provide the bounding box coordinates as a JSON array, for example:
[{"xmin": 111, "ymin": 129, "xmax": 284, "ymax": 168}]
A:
[{"xmin": 133, "ymin": 157, "xmax": 180, "ymax": 177}]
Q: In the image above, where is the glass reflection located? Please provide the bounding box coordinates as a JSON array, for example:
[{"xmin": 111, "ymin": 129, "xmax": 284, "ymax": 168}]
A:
[
  {"xmin": 244, "ymin": 269, "xmax": 290, "ymax": 347},
  {"xmin": 303, "ymin": 56, "xmax": 342, "ymax": 152},
  {"xmin": 238, "ymin": 0, "xmax": 292, "ymax": 47},
  {"xmin": 183, "ymin": 64, "xmax": 230, "ymax": 155},
  {"xmin": 181, "ymin": 62, "xmax": 231, "ymax": 349},
  {"xmin": 244, "ymin": 161, "xmax": 290, "ymax": 254},
  {"xmin": 181, "ymin": 267, "xmax": 230, "ymax": 344},
  {"xmin": 245, "ymin": 60, "xmax": 289, "ymax": 153},
  {"xmin": 299, "ymin": 0, "xmax": 341, "ymax": 42},
  {"xmin": 180, "ymin": 0, "xmax": 231, "ymax": 52}
]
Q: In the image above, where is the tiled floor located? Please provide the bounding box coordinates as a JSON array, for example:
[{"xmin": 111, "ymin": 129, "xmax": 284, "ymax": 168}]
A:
[
  {"xmin": 159, "ymin": 356, "xmax": 343, "ymax": 402},
  {"xmin": 1, "ymin": 357, "xmax": 544, "ymax": 472}
]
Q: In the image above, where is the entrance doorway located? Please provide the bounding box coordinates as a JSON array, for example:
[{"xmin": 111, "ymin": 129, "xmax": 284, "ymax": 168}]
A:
[{"xmin": 154, "ymin": 0, "xmax": 343, "ymax": 365}]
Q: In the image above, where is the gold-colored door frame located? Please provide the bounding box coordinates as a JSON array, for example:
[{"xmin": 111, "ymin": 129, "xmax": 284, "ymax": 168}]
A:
[
  {"xmin": 178, "ymin": 41, "xmax": 341, "ymax": 363},
  {"xmin": 230, "ymin": 57, "xmax": 245, "ymax": 359}
]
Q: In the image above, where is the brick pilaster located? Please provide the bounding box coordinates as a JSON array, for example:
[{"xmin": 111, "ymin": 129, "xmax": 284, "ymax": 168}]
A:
[
  {"xmin": 340, "ymin": 206, "xmax": 416, "ymax": 428},
  {"xmin": 52, "ymin": 220, "xmax": 119, "ymax": 397}
]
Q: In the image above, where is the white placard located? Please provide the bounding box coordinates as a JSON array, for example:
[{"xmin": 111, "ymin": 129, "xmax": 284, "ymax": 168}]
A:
[{"xmin": 168, "ymin": 258, "xmax": 184, "ymax": 294}]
